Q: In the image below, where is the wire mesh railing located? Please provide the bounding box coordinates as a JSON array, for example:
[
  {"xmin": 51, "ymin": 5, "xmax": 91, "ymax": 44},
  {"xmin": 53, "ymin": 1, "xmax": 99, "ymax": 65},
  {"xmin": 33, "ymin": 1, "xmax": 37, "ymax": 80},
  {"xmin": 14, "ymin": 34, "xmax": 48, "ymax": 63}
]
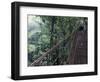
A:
[{"xmin": 30, "ymin": 32, "xmax": 73, "ymax": 66}]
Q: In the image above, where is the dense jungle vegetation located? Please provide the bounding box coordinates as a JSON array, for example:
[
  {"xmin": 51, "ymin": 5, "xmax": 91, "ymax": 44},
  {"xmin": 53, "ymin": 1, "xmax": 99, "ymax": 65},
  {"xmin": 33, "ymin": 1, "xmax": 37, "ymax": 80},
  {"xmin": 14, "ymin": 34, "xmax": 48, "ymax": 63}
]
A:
[{"xmin": 28, "ymin": 15, "xmax": 87, "ymax": 66}]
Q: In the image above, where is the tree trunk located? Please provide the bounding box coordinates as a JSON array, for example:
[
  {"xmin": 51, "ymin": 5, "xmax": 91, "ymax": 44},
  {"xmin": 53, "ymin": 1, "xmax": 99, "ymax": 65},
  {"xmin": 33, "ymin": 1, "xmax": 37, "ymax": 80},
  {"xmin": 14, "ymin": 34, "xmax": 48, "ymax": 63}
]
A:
[{"xmin": 67, "ymin": 30, "xmax": 87, "ymax": 64}]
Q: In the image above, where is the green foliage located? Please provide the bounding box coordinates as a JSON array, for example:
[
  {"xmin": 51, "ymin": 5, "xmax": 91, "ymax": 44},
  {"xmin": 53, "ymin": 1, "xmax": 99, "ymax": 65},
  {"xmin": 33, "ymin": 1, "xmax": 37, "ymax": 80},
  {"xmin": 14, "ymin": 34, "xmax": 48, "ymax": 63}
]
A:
[{"xmin": 28, "ymin": 15, "xmax": 87, "ymax": 66}]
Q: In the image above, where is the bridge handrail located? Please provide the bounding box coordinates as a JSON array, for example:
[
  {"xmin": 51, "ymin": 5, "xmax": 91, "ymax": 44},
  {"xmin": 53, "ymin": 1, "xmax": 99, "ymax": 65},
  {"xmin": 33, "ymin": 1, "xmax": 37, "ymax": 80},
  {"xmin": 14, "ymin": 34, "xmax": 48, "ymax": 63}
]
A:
[{"xmin": 30, "ymin": 29, "xmax": 77, "ymax": 66}]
